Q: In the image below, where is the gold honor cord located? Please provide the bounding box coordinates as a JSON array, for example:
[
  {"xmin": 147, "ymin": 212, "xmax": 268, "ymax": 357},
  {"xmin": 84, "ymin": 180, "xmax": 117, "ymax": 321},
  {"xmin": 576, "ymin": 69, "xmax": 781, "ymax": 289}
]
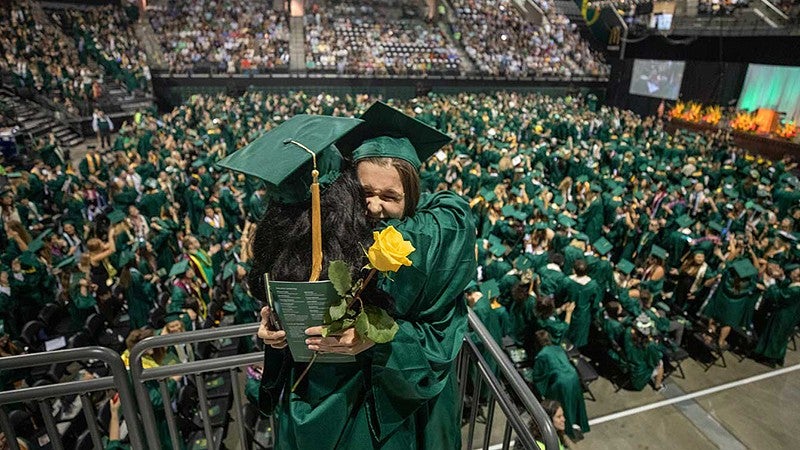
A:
[
  {"xmin": 581, "ymin": 0, "xmax": 601, "ymax": 26},
  {"xmin": 284, "ymin": 139, "xmax": 323, "ymax": 282}
]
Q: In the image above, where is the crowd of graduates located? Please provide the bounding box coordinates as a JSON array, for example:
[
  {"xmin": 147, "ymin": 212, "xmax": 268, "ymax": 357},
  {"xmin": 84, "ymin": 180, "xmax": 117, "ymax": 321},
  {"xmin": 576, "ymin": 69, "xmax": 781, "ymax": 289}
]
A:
[
  {"xmin": 1, "ymin": 89, "xmax": 799, "ymax": 448},
  {"xmin": 449, "ymin": 0, "xmax": 610, "ymax": 78},
  {"xmin": 148, "ymin": 0, "xmax": 291, "ymax": 75},
  {"xmin": 303, "ymin": 0, "xmax": 462, "ymax": 75},
  {"xmin": 0, "ymin": 0, "xmax": 148, "ymax": 117},
  {"xmin": 52, "ymin": 2, "xmax": 151, "ymax": 94}
]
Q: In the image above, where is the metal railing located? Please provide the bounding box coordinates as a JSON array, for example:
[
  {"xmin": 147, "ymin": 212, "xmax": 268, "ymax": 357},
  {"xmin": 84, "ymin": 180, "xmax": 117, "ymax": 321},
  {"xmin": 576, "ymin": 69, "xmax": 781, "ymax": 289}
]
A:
[
  {"xmin": 0, "ymin": 346, "xmax": 145, "ymax": 450},
  {"xmin": 0, "ymin": 313, "xmax": 557, "ymax": 450},
  {"xmin": 129, "ymin": 323, "xmax": 262, "ymax": 450},
  {"xmin": 460, "ymin": 309, "xmax": 560, "ymax": 450}
]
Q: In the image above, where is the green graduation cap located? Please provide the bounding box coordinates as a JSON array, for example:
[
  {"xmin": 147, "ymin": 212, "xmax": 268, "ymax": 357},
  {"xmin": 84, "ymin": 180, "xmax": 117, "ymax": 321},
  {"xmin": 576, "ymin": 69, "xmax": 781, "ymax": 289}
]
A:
[
  {"xmin": 191, "ymin": 158, "xmax": 207, "ymax": 169},
  {"xmin": 564, "ymin": 202, "xmax": 577, "ymax": 213},
  {"xmin": 169, "ymin": 259, "xmax": 191, "ymax": 278},
  {"xmin": 53, "ymin": 255, "xmax": 77, "ymax": 270},
  {"xmin": 513, "ymin": 210, "xmax": 528, "ymax": 222},
  {"xmin": 557, "ymin": 214, "xmax": 576, "ymax": 228},
  {"xmin": 118, "ymin": 250, "xmax": 135, "ymax": 267},
  {"xmin": 616, "ymin": 258, "xmax": 635, "ymax": 275},
  {"xmin": 480, "ymin": 279, "xmax": 500, "ymax": 300},
  {"xmin": 464, "ymin": 280, "xmax": 479, "ymax": 293},
  {"xmin": 337, "ymin": 101, "xmax": 452, "ymax": 171},
  {"xmin": 216, "ymin": 115, "xmax": 363, "ymax": 204},
  {"xmin": 17, "ymin": 251, "xmax": 39, "ymax": 268},
  {"xmin": 223, "ymin": 260, "xmax": 240, "ymax": 280},
  {"xmin": 708, "ymin": 221, "xmax": 724, "ymax": 234},
  {"xmin": 676, "ymin": 215, "xmax": 694, "ymax": 229},
  {"xmin": 164, "ymin": 310, "xmax": 184, "ymax": 324},
  {"xmin": 489, "ymin": 242, "xmax": 507, "ymax": 258},
  {"xmin": 479, "ymin": 187, "xmax": 497, "ymax": 203},
  {"xmin": 501, "ymin": 205, "xmax": 516, "ymax": 217},
  {"xmin": 730, "ymin": 259, "xmax": 758, "ymax": 279},
  {"xmin": 27, "ymin": 229, "xmax": 52, "ymax": 253},
  {"xmin": 107, "ymin": 209, "xmax": 126, "ymax": 225},
  {"xmin": 144, "ymin": 178, "xmax": 158, "ymax": 190},
  {"xmin": 573, "ymin": 232, "xmax": 590, "ymax": 243},
  {"xmin": 722, "ymin": 187, "xmax": 738, "ymax": 199},
  {"xmin": 514, "ymin": 255, "xmax": 535, "ymax": 271},
  {"xmin": 532, "ymin": 221, "xmax": 549, "ymax": 231},
  {"xmin": 222, "ymin": 301, "xmax": 238, "ymax": 314},
  {"xmin": 650, "ymin": 245, "xmax": 668, "ymax": 260},
  {"xmin": 593, "ymin": 237, "xmax": 613, "ymax": 256}
]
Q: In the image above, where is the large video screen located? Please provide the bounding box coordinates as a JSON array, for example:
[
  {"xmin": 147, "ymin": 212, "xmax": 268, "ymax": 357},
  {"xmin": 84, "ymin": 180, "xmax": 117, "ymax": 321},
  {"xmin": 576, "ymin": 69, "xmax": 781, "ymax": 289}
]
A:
[
  {"xmin": 628, "ymin": 59, "xmax": 686, "ymax": 100},
  {"xmin": 738, "ymin": 64, "xmax": 800, "ymax": 124}
]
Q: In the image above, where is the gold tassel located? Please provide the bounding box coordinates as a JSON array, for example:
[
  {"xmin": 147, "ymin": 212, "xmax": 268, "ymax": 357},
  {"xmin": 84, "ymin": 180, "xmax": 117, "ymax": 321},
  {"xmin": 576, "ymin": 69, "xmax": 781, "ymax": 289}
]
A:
[
  {"xmin": 309, "ymin": 169, "xmax": 322, "ymax": 282},
  {"xmin": 285, "ymin": 139, "xmax": 324, "ymax": 282}
]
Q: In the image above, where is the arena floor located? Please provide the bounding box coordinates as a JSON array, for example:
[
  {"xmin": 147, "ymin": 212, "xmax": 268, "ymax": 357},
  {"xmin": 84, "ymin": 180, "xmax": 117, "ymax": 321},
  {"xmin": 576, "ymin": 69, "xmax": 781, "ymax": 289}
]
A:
[{"xmin": 464, "ymin": 348, "xmax": 800, "ymax": 449}]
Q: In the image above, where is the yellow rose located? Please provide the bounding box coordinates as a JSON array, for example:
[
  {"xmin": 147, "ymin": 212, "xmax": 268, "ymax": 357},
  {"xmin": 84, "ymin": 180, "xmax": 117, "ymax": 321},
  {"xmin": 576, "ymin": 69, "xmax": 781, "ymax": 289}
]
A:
[{"xmin": 367, "ymin": 225, "xmax": 415, "ymax": 273}]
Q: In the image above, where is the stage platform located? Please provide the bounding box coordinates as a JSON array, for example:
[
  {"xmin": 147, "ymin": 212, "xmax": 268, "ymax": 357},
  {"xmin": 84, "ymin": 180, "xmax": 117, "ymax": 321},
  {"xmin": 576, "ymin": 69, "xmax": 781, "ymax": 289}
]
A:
[{"xmin": 667, "ymin": 118, "xmax": 800, "ymax": 161}]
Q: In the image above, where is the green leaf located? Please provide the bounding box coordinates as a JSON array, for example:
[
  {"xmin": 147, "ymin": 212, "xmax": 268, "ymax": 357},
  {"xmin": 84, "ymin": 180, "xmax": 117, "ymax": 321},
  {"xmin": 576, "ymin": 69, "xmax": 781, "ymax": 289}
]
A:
[
  {"xmin": 328, "ymin": 260, "xmax": 353, "ymax": 296},
  {"xmin": 354, "ymin": 311, "xmax": 369, "ymax": 338},
  {"xmin": 328, "ymin": 297, "xmax": 348, "ymax": 322},
  {"xmin": 363, "ymin": 306, "xmax": 399, "ymax": 344}
]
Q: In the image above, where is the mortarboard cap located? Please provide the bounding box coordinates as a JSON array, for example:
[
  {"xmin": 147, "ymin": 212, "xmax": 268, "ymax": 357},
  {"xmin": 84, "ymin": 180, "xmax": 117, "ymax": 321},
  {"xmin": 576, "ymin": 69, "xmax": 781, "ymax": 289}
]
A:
[
  {"xmin": 557, "ymin": 214, "xmax": 576, "ymax": 228},
  {"xmin": 479, "ymin": 187, "xmax": 497, "ymax": 203},
  {"xmin": 337, "ymin": 101, "xmax": 452, "ymax": 171},
  {"xmin": 514, "ymin": 255, "xmax": 535, "ymax": 271},
  {"xmin": 649, "ymin": 245, "xmax": 667, "ymax": 260},
  {"xmin": 676, "ymin": 215, "xmax": 693, "ymax": 229},
  {"xmin": 501, "ymin": 205, "xmax": 516, "ymax": 217},
  {"xmin": 464, "ymin": 280, "xmax": 479, "ymax": 293},
  {"xmin": 107, "ymin": 209, "xmax": 126, "ymax": 225},
  {"xmin": 593, "ymin": 237, "xmax": 612, "ymax": 256},
  {"xmin": 490, "ymin": 243, "xmax": 507, "ymax": 257},
  {"xmin": 216, "ymin": 115, "xmax": 363, "ymax": 204},
  {"xmin": 223, "ymin": 261, "xmax": 239, "ymax": 280},
  {"xmin": 144, "ymin": 178, "xmax": 158, "ymax": 190},
  {"xmin": 169, "ymin": 259, "xmax": 190, "ymax": 278},
  {"xmin": 53, "ymin": 255, "xmax": 77, "ymax": 270},
  {"xmin": 118, "ymin": 250, "xmax": 135, "ymax": 267},
  {"xmin": 164, "ymin": 310, "xmax": 183, "ymax": 323},
  {"xmin": 709, "ymin": 221, "xmax": 724, "ymax": 233},
  {"xmin": 480, "ymin": 279, "xmax": 500, "ymax": 300},
  {"xmin": 730, "ymin": 259, "xmax": 758, "ymax": 279},
  {"xmin": 616, "ymin": 258, "xmax": 635, "ymax": 275}
]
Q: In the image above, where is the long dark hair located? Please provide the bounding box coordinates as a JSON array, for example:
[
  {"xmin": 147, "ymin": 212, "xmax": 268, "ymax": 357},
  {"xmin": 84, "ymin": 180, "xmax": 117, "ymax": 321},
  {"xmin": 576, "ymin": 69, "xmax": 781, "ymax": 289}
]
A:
[
  {"xmin": 517, "ymin": 399, "xmax": 566, "ymax": 449},
  {"xmin": 248, "ymin": 169, "xmax": 373, "ymax": 304}
]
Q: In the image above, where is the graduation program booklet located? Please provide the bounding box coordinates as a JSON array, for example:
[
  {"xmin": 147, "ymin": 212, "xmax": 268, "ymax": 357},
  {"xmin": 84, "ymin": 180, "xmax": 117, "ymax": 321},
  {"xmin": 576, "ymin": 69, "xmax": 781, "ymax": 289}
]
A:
[{"xmin": 265, "ymin": 274, "xmax": 355, "ymax": 363}]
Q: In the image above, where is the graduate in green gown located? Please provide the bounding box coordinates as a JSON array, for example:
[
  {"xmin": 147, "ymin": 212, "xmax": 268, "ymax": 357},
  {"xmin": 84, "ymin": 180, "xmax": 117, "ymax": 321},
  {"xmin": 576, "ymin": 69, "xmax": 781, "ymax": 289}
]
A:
[
  {"xmin": 228, "ymin": 106, "xmax": 477, "ymax": 450},
  {"xmin": 622, "ymin": 314, "xmax": 665, "ymax": 391},
  {"xmin": 754, "ymin": 266, "xmax": 800, "ymax": 366},
  {"xmin": 703, "ymin": 259, "xmax": 761, "ymax": 349},
  {"xmin": 562, "ymin": 259, "xmax": 601, "ymax": 348},
  {"xmin": 530, "ymin": 330, "xmax": 590, "ymax": 438}
]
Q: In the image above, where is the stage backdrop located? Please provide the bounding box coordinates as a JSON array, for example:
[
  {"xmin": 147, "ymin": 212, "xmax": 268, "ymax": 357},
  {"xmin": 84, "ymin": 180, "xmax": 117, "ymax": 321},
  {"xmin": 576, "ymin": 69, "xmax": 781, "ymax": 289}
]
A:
[
  {"xmin": 737, "ymin": 64, "xmax": 800, "ymax": 124},
  {"xmin": 607, "ymin": 59, "xmax": 747, "ymax": 118}
]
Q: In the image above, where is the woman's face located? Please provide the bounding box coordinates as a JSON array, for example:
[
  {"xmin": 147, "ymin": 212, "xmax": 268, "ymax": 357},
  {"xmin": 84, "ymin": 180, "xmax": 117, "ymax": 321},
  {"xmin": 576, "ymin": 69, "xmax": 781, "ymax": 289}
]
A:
[
  {"xmin": 551, "ymin": 407, "xmax": 566, "ymax": 432},
  {"xmin": 166, "ymin": 320, "xmax": 183, "ymax": 334},
  {"xmin": 357, "ymin": 161, "xmax": 406, "ymax": 220},
  {"xmin": 693, "ymin": 252, "xmax": 705, "ymax": 265}
]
